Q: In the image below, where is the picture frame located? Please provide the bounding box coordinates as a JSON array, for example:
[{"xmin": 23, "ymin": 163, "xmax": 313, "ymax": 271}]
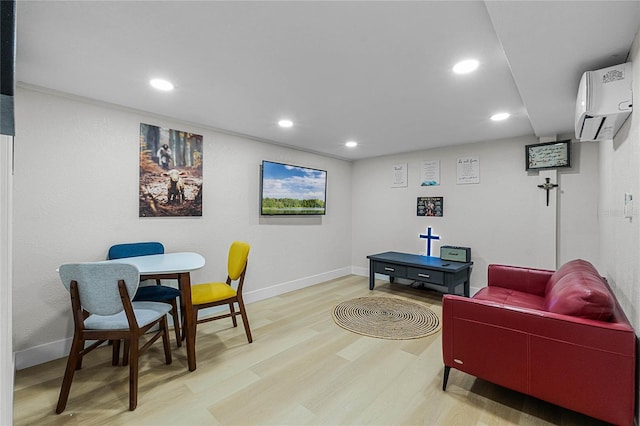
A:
[
  {"xmin": 417, "ymin": 196, "xmax": 443, "ymax": 217},
  {"xmin": 525, "ymin": 140, "xmax": 571, "ymax": 171},
  {"xmin": 139, "ymin": 123, "xmax": 203, "ymax": 217}
]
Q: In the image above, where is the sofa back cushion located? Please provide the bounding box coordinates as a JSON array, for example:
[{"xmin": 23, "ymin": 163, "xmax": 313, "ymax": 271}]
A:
[{"xmin": 543, "ymin": 259, "xmax": 614, "ymax": 321}]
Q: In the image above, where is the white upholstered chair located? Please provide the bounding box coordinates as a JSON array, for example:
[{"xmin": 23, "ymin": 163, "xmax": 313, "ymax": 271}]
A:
[{"xmin": 56, "ymin": 262, "xmax": 172, "ymax": 413}]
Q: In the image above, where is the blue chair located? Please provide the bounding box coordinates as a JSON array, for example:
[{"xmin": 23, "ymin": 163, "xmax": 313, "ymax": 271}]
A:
[
  {"xmin": 57, "ymin": 262, "xmax": 172, "ymax": 412},
  {"xmin": 108, "ymin": 242, "xmax": 182, "ymax": 347}
]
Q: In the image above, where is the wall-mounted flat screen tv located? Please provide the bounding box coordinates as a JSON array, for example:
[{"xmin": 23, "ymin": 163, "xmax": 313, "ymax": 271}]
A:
[{"xmin": 260, "ymin": 160, "xmax": 327, "ymax": 215}]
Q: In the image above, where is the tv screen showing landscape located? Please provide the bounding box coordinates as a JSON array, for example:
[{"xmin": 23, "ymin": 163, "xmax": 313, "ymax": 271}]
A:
[{"xmin": 260, "ymin": 160, "xmax": 327, "ymax": 215}]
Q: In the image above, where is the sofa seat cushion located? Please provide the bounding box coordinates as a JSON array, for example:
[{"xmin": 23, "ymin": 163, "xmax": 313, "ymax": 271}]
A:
[
  {"xmin": 544, "ymin": 271, "xmax": 614, "ymax": 321},
  {"xmin": 473, "ymin": 286, "xmax": 545, "ymax": 310}
]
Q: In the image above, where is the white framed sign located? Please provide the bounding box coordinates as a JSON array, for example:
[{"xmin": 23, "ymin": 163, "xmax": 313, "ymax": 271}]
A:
[
  {"xmin": 391, "ymin": 163, "xmax": 408, "ymax": 188},
  {"xmin": 457, "ymin": 156, "xmax": 479, "ymax": 184},
  {"xmin": 421, "ymin": 160, "xmax": 440, "ymax": 186}
]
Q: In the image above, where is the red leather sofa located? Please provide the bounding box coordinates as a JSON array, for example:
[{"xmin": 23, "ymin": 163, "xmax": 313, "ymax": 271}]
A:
[{"xmin": 442, "ymin": 259, "xmax": 636, "ymax": 425}]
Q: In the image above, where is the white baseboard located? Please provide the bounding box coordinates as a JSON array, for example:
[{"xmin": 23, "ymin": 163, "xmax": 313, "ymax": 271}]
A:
[
  {"xmin": 243, "ymin": 266, "xmax": 353, "ymax": 304},
  {"xmin": 14, "ymin": 337, "xmax": 72, "ymax": 370},
  {"xmin": 14, "ymin": 265, "xmax": 481, "ymax": 370},
  {"xmin": 351, "ymin": 265, "xmax": 368, "ymax": 277},
  {"xmin": 14, "ymin": 266, "xmax": 353, "ymax": 370}
]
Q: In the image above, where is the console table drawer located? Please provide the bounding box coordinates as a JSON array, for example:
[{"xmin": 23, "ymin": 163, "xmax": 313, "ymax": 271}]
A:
[
  {"xmin": 408, "ymin": 267, "xmax": 444, "ymax": 285},
  {"xmin": 374, "ymin": 262, "xmax": 407, "ymax": 277},
  {"xmin": 367, "ymin": 252, "xmax": 472, "ymax": 296}
]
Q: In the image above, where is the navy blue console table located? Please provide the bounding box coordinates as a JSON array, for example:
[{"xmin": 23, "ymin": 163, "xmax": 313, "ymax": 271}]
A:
[{"xmin": 367, "ymin": 251, "xmax": 473, "ymax": 297}]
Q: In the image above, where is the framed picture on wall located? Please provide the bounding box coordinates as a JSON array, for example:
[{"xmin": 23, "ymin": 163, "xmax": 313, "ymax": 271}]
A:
[
  {"xmin": 526, "ymin": 140, "xmax": 571, "ymax": 170},
  {"xmin": 456, "ymin": 156, "xmax": 480, "ymax": 184},
  {"xmin": 417, "ymin": 196, "xmax": 443, "ymax": 217},
  {"xmin": 391, "ymin": 163, "xmax": 408, "ymax": 187},
  {"xmin": 139, "ymin": 123, "xmax": 203, "ymax": 217}
]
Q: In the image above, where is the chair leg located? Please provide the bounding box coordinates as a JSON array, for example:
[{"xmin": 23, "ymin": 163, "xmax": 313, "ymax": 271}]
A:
[
  {"xmin": 123, "ymin": 340, "xmax": 130, "ymax": 366},
  {"xmin": 161, "ymin": 317, "xmax": 172, "ymax": 365},
  {"xmin": 169, "ymin": 298, "xmax": 182, "ymax": 347},
  {"xmin": 112, "ymin": 340, "xmax": 122, "ymax": 366},
  {"xmin": 229, "ymin": 302, "xmax": 238, "ymax": 327},
  {"xmin": 237, "ymin": 300, "xmax": 253, "ymax": 343},
  {"xmin": 56, "ymin": 335, "xmax": 83, "ymax": 414},
  {"xmin": 180, "ymin": 305, "xmax": 185, "ymax": 341},
  {"xmin": 128, "ymin": 337, "xmax": 139, "ymax": 411}
]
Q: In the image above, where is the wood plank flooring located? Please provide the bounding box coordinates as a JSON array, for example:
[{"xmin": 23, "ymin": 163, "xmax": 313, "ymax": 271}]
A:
[{"xmin": 13, "ymin": 275, "xmax": 609, "ymax": 425}]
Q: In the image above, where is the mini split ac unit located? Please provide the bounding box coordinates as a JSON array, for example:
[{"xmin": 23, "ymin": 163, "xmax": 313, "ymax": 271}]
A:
[{"xmin": 575, "ymin": 62, "xmax": 633, "ymax": 141}]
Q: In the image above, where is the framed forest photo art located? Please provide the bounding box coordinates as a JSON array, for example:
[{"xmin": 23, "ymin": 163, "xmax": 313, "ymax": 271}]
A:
[{"xmin": 139, "ymin": 123, "xmax": 203, "ymax": 217}]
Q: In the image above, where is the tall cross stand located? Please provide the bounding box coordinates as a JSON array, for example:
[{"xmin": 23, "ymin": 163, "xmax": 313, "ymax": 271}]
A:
[
  {"xmin": 538, "ymin": 177, "xmax": 559, "ymax": 206},
  {"xmin": 419, "ymin": 227, "xmax": 440, "ymax": 256}
]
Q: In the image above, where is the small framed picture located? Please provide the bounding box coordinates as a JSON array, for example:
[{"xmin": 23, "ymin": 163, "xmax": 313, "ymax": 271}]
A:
[
  {"xmin": 417, "ymin": 196, "xmax": 443, "ymax": 217},
  {"xmin": 526, "ymin": 140, "xmax": 571, "ymax": 171},
  {"xmin": 391, "ymin": 163, "xmax": 408, "ymax": 188}
]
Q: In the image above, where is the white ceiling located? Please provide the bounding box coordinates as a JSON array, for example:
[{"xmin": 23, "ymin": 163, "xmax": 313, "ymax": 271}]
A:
[{"xmin": 15, "ymin": 1, "xmax": 640, "ymax": 161}]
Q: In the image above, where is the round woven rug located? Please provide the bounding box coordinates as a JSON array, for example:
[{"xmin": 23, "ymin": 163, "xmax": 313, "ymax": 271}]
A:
[{"xmin": 331, "ymin": 296, "xmax": 441, "ymax": 339}]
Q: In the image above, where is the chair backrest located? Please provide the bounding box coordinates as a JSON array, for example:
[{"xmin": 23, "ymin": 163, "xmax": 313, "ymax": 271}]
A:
[
  {"xmin": 108, "ymin": 242, "xmax": 165, "ymax": 260},
  {"xmin": 228, "ymin": 241, "xmax": 250, "ymax": 280},
  {"xmin": 59, "ymin": 263, "xmax": 140, "ymax": 316}
]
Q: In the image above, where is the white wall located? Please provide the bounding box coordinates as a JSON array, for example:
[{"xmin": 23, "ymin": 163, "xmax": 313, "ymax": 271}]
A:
[
  {"xmin": 599, "ymin": 29, "xmax": 640, "ymax": 330},
  {"xmin": 351, "ymin": 135, "xmax": 600, "ymax": 292},
  {"xmin": 597, "ymin": 28, "xmax": 640, "ymax": 418},
  {"xmin": 557, "ymin": 140, "xmax": 601, "ymax": 269},
  {"xmin": 11, "ymin": 84, "xmax": 606, "ymax": 369},
  {"xmin": 1, "ymin": 134, "xmax": 14, "ymax": 426},
  {"xmin": 12, "ymin": 87, "xmax": 353, "ymax": 368}
]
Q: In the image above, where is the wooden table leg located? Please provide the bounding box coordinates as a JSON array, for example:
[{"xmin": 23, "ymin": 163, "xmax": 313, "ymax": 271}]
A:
[
  {"xmin": 369, "ymin": 260, "xmax": 375, "ymax": 290},
  {"xmin": 464, "ymin": 268, "xmax": 471, "ymax": 297},
  {"xmin": 179, "ymin": 272, "xmax": 197, "ymax": 371}
]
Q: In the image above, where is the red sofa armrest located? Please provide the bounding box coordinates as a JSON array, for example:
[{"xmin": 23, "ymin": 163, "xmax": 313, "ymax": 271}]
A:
[{"xmin": 487, "ymin": 264, "xmax": 553, "ymax": 297}]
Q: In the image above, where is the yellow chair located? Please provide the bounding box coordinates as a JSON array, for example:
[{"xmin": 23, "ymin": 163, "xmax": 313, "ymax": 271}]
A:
[{"xmin": 189, "ymin": 241, "xmax": 253, "ymax": 343}]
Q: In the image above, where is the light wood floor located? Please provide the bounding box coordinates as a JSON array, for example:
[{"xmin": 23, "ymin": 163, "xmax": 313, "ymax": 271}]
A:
[{"xmin": 13, "ymin": 275, "xmax": 608, "ymax": 426}]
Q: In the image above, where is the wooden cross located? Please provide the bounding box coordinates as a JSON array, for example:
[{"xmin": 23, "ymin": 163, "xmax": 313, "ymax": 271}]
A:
[
  {"xmin": 419, "ymin": 227, "xmax": 440, "ymax": 256},
  {"xmin": 537, "ymin": 177, "xmax": 558, "ymax": 206}
]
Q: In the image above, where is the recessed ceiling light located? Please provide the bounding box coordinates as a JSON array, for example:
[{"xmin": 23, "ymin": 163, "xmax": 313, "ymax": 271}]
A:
[
  {"xmin": 150, "ymin": 79, "xmax": 174, "ymax": 91},
  {"xmin": 345, "ymin": 141, "xmax": 358, "ymax": 148},
  {"xmin": 452, "ymin": 59, "xmax": 479, "ymax": 74},
  {"xmin": 491, "ymin": 112, "xmax": 510, "ymax": 121},
  {"xmin": 278, "ymin": 119, "xmax": 293, "ymax": 128}
]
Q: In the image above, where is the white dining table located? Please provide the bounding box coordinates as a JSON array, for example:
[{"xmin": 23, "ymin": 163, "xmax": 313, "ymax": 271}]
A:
[{"xmin": 105, "ymin": 252, "xmax": 205, "ymax": 371}]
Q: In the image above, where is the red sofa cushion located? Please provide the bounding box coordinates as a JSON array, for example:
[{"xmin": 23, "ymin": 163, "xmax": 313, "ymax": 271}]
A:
[
  {"xmin": 473, "ymin": 286, "xmax": 545, "ymax": 311},
  {"xmin": 544, "ymin": 259, "xmax": 595, "ymax": 292},
  {"xmin": 543, "ymin": 260, "xmax": 614, "ymax": 321}
]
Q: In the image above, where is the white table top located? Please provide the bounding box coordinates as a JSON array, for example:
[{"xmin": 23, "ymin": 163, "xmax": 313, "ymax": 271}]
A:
[{"xmin": 104, "ymin": 252, "xmax": 206, "ymax": 274}]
